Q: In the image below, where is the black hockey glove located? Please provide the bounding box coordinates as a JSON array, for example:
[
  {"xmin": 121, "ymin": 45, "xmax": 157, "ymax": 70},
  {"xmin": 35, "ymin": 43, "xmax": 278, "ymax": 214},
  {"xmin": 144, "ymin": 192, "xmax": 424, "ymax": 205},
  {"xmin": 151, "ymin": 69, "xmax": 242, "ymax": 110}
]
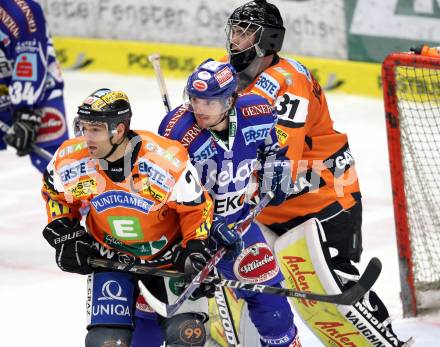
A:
[
  {"xmin": 258, "ymin": 147, "xmax": 294, "ymax": 206},
  {"xmin": 209, "ymin": 214, "xmax": 244, "ymax": 261},
  {"xmin": 172, "ymin": 239, "xmax": 216, "ymax": 299},
  {"xmin": 43, "ymin": 218, "xmax": 97, "ymax": 275},
  {"xmin": 3, "ymin": 109, "xmax": 41, "ymax": 156}
]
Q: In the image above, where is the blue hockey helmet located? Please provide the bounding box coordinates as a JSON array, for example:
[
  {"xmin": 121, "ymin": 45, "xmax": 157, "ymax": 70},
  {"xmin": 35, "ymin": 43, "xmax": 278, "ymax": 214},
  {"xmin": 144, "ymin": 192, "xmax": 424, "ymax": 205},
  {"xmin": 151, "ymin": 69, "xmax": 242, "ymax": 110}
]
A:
[{"xmin": 186, "ymin": 59, "xmax": 238, "ymax": 100}]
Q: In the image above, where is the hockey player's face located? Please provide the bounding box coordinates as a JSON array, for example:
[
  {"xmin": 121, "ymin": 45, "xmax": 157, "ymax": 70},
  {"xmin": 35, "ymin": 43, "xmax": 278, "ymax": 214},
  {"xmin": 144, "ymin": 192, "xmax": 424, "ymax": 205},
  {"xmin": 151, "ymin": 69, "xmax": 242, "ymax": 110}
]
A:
[
  {"xmin": 227, "ymin": 23, "xmax": 258, "ymax": 53},
  {"xmin": 80, "ymin": 122, "xmax": 112, "ymax": 158},
  {"xmin": 190, "ymin": 97, "xmax": 228, "ymax": 129}
]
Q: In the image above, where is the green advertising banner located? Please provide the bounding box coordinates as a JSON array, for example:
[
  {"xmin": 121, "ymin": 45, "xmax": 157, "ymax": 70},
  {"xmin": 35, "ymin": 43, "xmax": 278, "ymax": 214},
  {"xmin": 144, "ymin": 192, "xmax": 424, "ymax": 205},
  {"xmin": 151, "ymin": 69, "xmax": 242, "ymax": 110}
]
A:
[{"xmin": 346, "ymin": 0, "xmax": 440, "ymax": 62}]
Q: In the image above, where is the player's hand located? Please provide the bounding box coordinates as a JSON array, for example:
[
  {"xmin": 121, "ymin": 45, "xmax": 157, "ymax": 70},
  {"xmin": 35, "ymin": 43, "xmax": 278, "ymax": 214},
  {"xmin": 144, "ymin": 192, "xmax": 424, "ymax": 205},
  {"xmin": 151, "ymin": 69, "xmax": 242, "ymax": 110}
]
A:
[
  {"xmin": 172, "ymin": 239, "xmax": 212, "ymax": 275},
  {"xmin": 43, "ymin": 218, "xmax": 97, "ymax": 275},
  {"xmin": 172, "ymin": 239, "xmax": 215, "ymax": 299},
  {"xmin": 259, "ymin": 146, "xmax": 294, "ymax": 206},
  {"xmin": 4, "ymin": 109, "xmax": 41, "ymax": 156},
  {"xmin": 209, "ymin": 214, "xmax": 244, "ymax": 260}
]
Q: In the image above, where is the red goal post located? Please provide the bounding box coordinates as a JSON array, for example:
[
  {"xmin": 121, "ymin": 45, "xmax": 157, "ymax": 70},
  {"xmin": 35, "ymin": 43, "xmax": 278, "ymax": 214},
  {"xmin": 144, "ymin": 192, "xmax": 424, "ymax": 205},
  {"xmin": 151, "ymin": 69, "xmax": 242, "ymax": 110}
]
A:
[{"xmin": 382, "ymin": 47, "xmax": 440, "ymax": 317}]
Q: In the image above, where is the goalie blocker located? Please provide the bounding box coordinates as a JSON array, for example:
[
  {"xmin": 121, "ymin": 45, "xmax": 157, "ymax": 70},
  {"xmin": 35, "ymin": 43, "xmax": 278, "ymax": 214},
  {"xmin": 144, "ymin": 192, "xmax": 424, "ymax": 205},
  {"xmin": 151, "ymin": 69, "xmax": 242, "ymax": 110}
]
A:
[{"xmin": 266, "ymin": 218, "xmax": 412, "ymax": 347}]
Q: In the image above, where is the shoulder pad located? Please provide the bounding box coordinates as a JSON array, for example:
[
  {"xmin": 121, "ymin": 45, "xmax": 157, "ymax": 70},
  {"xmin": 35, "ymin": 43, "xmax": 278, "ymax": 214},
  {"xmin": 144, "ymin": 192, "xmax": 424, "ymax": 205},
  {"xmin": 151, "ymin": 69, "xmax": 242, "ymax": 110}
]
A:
[
  {"xmin": 252, "ymin": 71, "xmax": 281, "ymax": 101},
  {"xmin": 159, "ymin": 104, "xmax": 194, "ymax": 139},
  {"xmin": 56, "ymin": 138, "xmax": 88, "ymax": 160},
  {"xmin": 274, "ymin": 67, "xmax": 293, "ymax": 86},
  {"xmin": 284, "ymin": 58, "xmax": 312, "ymax": 81},
  {"xmin": 236, "ymin": 94, "xmax": 276, "ymax": 124},
  {"xmin": 138, "ymin": 131, "xmax": 188, "ymax": 172}
]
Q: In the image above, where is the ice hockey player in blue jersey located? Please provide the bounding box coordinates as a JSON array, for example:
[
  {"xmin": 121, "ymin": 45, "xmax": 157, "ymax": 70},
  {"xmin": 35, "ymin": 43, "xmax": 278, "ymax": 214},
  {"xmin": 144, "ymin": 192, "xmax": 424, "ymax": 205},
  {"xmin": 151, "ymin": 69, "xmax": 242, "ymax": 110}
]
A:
[
  {"xmin": 0, "ymin": 0, "xmax": 67, "ymax": 172},
  {"xmin": 158, "ymin": 59, "xmax": 301, "ymax": 347}
]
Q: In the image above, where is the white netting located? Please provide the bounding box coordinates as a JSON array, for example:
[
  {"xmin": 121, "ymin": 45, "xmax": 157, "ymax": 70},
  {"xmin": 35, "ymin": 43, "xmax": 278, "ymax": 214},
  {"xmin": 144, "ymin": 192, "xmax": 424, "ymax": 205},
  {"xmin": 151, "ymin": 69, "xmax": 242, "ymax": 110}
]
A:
[{"xmin": 395, "ymin": 65, "xmax": 440, "ymax": 293}]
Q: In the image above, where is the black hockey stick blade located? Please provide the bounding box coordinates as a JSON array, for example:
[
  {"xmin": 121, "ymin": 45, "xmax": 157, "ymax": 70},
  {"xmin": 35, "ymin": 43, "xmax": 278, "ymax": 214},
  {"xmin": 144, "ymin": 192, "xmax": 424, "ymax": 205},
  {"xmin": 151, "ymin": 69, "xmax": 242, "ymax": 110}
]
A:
[
  {"xmin": 332, "ymin": 256, "xmax": 382, "ymax": 305},
  {"xmin": 358, "ymin": 257, "xmax": 382, "ymax": 293},
  {"xmin": 265, "ymin": 257, "xmax": 382, "ymax": 305}
]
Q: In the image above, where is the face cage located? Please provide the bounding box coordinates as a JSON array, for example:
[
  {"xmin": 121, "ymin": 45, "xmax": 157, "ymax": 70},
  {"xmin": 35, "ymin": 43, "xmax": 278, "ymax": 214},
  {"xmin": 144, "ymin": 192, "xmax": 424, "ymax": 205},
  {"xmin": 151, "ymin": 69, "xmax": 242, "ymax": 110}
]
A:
[{"xmin": 225, "ymin": 19, "xmax": 263, "ymax": 56}]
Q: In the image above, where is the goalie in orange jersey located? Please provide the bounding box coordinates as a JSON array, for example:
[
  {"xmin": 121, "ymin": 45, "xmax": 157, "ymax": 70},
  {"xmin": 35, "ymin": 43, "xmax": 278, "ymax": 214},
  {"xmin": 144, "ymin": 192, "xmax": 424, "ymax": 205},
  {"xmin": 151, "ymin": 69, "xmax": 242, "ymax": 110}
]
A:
[
  {"xmin": 221, "ymin": 1, "xmax": 411, "ymax": 346},
  {"xmin": 41, "ymin": 88, "xmax": 214, "ymax": 346}
]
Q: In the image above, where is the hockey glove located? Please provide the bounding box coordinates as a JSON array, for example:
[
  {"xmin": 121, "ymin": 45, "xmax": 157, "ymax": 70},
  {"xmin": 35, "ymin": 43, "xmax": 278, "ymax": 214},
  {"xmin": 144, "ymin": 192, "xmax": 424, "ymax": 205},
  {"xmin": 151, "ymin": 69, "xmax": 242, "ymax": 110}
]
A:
[
  {"xmin": 43, "ymin": 217, "xmax": 97, "ymax": 275},
  {"xmin": 209, "ymin": 214, "xmax": 244, "ymax": 261},
  {"xmin": 258, "ymin": 147, "xmax": 294, "ymax": 206},
  {"xmin": 4, "ymin": 109, "xmax": 41, "ymax": 156},
  {"xmin": 172, "ymin": 239, "xmax": 215, "ymax": 299}
]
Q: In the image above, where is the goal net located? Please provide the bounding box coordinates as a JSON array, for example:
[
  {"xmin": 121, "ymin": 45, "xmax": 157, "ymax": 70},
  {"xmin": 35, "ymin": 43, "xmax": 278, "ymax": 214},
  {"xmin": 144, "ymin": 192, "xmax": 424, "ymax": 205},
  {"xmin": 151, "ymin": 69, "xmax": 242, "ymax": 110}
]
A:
[{"xmin": 382, "ymin": 49, "xmax": 440, "ymax": 317}]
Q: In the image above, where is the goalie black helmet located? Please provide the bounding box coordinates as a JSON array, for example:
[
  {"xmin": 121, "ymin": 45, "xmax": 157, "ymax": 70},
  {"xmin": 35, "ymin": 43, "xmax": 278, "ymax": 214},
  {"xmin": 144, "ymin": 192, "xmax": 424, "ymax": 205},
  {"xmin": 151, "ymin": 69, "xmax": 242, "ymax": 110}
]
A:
[
  {"xmin": 226, "ymin": 0, "xmax": 285, "ymax": 72},
  {"xmin": 76, "ymin": 88, "xmax": 132, "ymax": 137}
]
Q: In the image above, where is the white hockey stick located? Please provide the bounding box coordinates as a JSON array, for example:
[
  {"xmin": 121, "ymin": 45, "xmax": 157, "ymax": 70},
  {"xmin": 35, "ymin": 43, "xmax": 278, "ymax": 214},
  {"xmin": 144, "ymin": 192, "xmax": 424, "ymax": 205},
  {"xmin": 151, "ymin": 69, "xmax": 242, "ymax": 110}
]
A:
[
  {"xmin": 0, "ymin": 119, "xmax": 52, "ymax": 161},
  {"xmin": 212, "ymin": 270, "xmax": 241, "ymax": 347},
  {"xmin": 148, "ymin": 53, "xmax": 172, "ymax": 113},
  {"xmin": 139, "ymin": 192, "xmax": 275, "ymax": 318}
]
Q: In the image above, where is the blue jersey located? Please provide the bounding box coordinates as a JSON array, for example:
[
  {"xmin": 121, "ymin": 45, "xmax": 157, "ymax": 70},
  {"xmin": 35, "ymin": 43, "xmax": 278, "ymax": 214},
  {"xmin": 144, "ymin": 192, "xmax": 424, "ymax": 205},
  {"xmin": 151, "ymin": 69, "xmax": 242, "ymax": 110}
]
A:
[
  {"xmin": 0, "ymin": 0, "xmax": 67, "ymax": 173},
  {"xmin": 159, "ymin": 93, "xmax": 280, "ymax": 224},
  {"xmin": 156, "ymin": 93, "xmax": 298, "ymax": 346},
  {"xmin": 0, "ymin": 0, "xmax": 63, "ymax": 112}
]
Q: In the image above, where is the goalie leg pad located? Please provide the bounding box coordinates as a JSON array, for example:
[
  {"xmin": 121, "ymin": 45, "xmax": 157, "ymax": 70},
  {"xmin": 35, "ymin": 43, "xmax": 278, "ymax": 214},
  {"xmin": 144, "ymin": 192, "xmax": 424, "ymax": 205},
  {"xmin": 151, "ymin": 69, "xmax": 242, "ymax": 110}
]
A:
[
  {"xmin": 161, "ymin": 312, "xmax": 208, "ymax": 346},
  {"xmin": 85, "ymin": 327, "xmax": 132, "ymax": 347},
  {"xmin": 274, "ymin": 218, "xmax": 409, "ymax": 346},
  {"xmin": 330, "ymin": 253, "xmax": 403, "ymax": 341},
  {"xmin": 334, "ymin": 265, "xmax": 408, "ymax": 346},
  {"xmin": 246, "ymin": 288, "xmax": 297, "ymax": 347}
]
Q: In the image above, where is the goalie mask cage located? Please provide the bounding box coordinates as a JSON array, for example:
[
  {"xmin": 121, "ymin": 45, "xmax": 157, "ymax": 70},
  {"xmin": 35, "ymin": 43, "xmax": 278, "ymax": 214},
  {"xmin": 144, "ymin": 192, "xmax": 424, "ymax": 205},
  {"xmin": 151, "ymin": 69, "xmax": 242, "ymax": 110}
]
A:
[{"xmin": 382, "ymin": 51, "xmax": 440, "ymax": 317}]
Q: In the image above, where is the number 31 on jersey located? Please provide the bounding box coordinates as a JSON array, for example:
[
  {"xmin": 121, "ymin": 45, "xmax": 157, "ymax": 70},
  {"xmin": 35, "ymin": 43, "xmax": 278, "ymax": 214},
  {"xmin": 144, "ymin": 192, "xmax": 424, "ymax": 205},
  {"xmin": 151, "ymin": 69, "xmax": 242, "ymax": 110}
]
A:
[{"xmin": 275, "ymin": 92, "xmax": 309, "ymax": 128}]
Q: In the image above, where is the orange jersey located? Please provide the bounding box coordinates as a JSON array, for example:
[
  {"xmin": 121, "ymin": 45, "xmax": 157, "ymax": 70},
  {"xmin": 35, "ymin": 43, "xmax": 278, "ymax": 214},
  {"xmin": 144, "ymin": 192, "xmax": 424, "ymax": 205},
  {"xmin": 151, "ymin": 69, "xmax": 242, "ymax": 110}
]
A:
[
  {"xmin": 41, "ymin": 130, "xmax": 213, "ymax": 261},
  {"xmin": 239, "ymin": 56, "xmax": 361, "ymax": 231}
]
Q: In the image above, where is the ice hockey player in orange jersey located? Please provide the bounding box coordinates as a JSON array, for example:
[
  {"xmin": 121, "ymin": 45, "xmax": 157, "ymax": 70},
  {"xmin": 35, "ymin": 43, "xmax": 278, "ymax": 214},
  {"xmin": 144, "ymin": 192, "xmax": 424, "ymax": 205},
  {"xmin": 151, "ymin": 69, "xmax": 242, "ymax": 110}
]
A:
[
  {"xmin": 41, "ymin": 89, "xmax": 213, "ymax": 346},
  {"xmin": 223, "ymin": 1, "xmax": 411, "ymax": 346}
]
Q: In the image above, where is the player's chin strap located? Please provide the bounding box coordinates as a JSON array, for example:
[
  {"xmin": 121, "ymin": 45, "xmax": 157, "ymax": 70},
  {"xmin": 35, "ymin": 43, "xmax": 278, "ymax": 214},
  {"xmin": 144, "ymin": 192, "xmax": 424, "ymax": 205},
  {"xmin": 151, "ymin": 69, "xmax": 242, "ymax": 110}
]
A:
[{"xmin": 99, "ymin": 133, "xmax": 126, "ymax": 160}]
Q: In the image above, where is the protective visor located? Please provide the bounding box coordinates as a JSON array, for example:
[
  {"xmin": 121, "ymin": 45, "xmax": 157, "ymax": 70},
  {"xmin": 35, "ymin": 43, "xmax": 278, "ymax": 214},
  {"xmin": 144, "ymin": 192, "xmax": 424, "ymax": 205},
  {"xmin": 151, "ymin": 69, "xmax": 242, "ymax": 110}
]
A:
[
  {"xmin": 73, "ymin": 117, "xmax": 115, "ymax": 141},
  {"xmin": 184, "ymin": 89, "xmax": 232, "ymax": 117}
]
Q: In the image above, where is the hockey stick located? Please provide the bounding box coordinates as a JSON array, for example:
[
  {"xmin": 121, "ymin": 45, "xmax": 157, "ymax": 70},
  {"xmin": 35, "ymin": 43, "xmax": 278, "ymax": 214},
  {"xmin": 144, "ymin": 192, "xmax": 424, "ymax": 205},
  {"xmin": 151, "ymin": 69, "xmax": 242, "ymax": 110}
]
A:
[
  {"xmin": 88, "ymin": 257, "xmax": 185, "ymax": 278},
  {"xmin": 148, "ymin": 53, "xmax": 172, "ymax": 113},
  {"xmin": 213, "ymin": 269, "xmax": 241, "ymax": 347},
  {"xmin": 92, "ymin": 255, "xmax": 382, "ymax": 306},
  {"xmin": 214, "ymin": 257, "xmax": 381, "ymax": 305},
  {"xmin": 0, "ymin": 119, "xmax": 53, "ymax": 161},
  {"xmin": 139, "ymin": 192, "xmax": 275, "ymax": 318}
]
